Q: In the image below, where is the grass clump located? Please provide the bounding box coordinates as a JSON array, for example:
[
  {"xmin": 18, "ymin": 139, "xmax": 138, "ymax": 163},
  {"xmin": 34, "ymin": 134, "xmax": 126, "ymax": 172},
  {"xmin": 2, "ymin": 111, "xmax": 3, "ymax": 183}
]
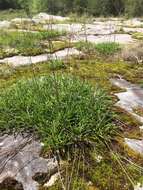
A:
[
  {"xmin": 0, "ymin": 74, "xmax": 115, "ymax": 150},
  {"xmin": 76, "ymin": 41, "xmax": 121, "ymax": 56},
  {"xmin": 49, "ymin": 60, "xmax": 66, "ymax": 70},
  {"xmin": 95, "ymin": 42, "xmax": 121, "ymax": 56}
]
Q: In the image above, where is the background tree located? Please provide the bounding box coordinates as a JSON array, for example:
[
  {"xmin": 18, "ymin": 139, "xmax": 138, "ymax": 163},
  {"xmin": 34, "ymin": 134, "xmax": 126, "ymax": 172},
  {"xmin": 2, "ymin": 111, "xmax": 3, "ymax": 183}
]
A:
[{"xmin": 0, "ymin": 0, "xmax": 143, "ymax": 17}]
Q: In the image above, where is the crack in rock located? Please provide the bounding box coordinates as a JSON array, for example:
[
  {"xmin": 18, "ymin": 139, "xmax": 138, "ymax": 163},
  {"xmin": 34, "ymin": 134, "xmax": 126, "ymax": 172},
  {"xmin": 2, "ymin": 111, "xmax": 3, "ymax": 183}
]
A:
[{"xmin": 0, "ymin": 135, "xmax": 58, "ymax": 190}]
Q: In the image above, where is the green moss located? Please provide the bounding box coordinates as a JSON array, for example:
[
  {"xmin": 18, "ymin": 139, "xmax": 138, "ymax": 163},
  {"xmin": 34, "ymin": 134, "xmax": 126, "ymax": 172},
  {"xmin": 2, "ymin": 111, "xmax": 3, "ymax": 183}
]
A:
[
  {"xmin": 1, "ymin": 58, "xmax": 143, "ymax": 190},
  {"xmin": 86, "ymin": 151, "xmax": 143, "ymax": 190},
  {"xmin": 132, "ymin": 32, "xmax": 143, "ymax": 40},
  {"xmin": 0, "ymin": 30, "xmax": 67, "ymax": 57},
  {"xmin": 0, "ymin": 48, "xmax": 18, "ymax": 59},
  {"xmin": 1, "ymin": 58, "xmax": 143, "ymax": 91}
]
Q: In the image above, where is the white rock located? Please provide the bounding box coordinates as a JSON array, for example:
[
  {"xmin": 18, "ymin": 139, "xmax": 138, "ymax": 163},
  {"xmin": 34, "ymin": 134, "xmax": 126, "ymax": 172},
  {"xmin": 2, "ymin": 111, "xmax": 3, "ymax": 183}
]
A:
[
  {"xmin": 0, "ymin": 48, "xmax": 81, "ymax": 67},
  {"xmin": 111, "ymin": 78, "xmax": 143, "ymax": 123},
  {"xmin": 74, "ymin": 34, "xmax": 134, "ymax": 44},
  {"xmin": 139, "ymin": 126, "xmax": 143, "ymax": 131},
  {"xmin": 134, "ymin": 183, "xmax": 143, "ymax": 190},
  {"xmin": 33, "ymin": 13, "xmax": 69, "ymax": 23},
  {"xmin": 125, "ymin": 138, "xmax": 143, "ymax": 155},
  {"xmin": 44, "ymin": 173, "xmax": 59, "ymax": 187},
  {"xmin": 11, "ymin": 18, "xmax": 32, "ymax": 24},
  {"xmin": 0, "ymin": 21, "xmax": 11, "ymax": 29}
]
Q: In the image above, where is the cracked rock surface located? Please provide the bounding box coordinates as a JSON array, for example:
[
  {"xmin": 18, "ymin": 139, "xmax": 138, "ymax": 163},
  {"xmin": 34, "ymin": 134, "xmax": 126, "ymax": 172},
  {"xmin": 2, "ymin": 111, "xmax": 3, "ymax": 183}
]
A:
[
  {"xmin": 0, "ymin": 135, "xmax": 58, "ymax": 190},
  {"xmin": 111, "ymin": 78, "xmax": 143, "ymax": 123}
]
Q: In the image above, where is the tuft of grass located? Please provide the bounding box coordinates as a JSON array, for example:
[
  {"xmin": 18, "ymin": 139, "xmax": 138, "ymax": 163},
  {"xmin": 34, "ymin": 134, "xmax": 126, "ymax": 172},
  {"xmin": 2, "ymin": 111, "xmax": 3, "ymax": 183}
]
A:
[
  {"xmin": 49, "ymin": 60, "xmax": 66, "ymax": 70},
  {"xmin": 95, "ymin": 42, "xmax": 121, "ymax": 56},
  {"xmin": 0, "ymin": 74, "xmax": 115, "ymax": 150},
  {"xmin": 76, "ymin": 41, "xmax": 121, "ymax": 56}
]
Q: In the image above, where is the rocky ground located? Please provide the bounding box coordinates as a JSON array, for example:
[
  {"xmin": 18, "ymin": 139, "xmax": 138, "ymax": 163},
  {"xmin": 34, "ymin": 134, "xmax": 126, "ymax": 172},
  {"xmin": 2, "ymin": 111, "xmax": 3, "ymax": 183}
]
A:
[{"xmin": 0, "ymin": 12, "xmax": 143, "ymax": 190}]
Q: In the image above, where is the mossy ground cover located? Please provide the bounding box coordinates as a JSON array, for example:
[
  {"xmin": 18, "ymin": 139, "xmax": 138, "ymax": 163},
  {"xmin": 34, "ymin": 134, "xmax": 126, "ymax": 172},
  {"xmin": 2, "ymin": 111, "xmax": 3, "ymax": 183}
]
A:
[
  {"xmin": 132, "ymin": 32, "xmax": 143, "ymax": 40},
  {"xmin": 0, "ymin": 57, "xmax": 143, "ymax": 90},
  {"xmin": 0, "ymin": 10, "xmax": 143, "ymax": 190},
  {"xmin": 1, "ymin": 58, "xmax": 143, "ymax": 190},
  {"xmin": 39, "ymin": 147, "xmax": 143, "ymax": 190},
  {"xmin": 0, "ymin": 30, "xmax": 67, "ymax": 58}
]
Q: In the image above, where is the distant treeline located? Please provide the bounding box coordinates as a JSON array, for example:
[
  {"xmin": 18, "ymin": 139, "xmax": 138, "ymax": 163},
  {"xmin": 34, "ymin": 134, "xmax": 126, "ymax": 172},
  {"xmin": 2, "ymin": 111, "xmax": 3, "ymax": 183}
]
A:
[{"xmin": 0, "ymin": 0, "xmax": 143, "ymax": 17}]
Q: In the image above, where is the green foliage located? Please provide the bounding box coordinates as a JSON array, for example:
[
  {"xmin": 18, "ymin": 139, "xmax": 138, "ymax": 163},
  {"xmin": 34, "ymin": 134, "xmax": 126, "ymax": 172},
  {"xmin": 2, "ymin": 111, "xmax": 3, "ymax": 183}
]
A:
[
  {"xmin": 76, "ymin": 41, "xmax": 121, "ymax": 56},
  {"xmin": 49, "ymin": 60, "xmax": 66, "ymax": 70},
  {"xmin": 87, "ymin": 155, "xmax": 143, "ymax": 190},
  {"xmin": 1, "ymin": 0, "xmax": 143, "ymax": 17},
  {"xmin": 94, "ymin": 42, "xmax": 121, "ymax": 56},
  {"xmin": 0, "ymin": 74, "xmax": 115, "ymax": 150},
  {"xmin": 0, "ymin": 30, "xmax": 66, "ymax": 56},
  {"xmin": 125, "ymin": 0, "xmax": 143, "ymax": 17}
]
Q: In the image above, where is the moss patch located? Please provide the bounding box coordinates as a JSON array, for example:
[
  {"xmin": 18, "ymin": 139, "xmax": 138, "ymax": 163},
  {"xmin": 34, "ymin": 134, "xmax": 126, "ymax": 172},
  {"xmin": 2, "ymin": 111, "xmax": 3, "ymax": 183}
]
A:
[
  {"xmin": 0, "ymin": 30, "xmax": 67, "ymax": 57},
  {"xmin": 132, "ymin": 32, "xmax": 143, "ymax": 40}
]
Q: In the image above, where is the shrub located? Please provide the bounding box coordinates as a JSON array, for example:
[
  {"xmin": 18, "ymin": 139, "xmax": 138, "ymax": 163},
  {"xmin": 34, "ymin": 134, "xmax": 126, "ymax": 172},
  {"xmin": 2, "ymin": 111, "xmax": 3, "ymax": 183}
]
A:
[
  {"xmin": 76, "ymin": 41, "xmax": 121, "ymax": 56},
  {"xmin": 0, "ymin": 74, "xmax": 115, "ymax": 149}
]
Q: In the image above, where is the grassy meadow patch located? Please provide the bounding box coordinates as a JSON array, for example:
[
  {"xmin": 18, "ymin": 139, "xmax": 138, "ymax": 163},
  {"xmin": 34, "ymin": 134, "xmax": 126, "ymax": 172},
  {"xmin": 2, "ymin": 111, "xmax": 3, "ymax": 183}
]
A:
[
  {"xmin": 76, "ymin": 41, "xmax": 121, "ymax": 56},
  {"xmin": 0, "ymin": 74, "xmax": 115, "ymax": 150},
  {"xmin": 0, "ymin": 30, "xmax": 67, "ymax": 57}
]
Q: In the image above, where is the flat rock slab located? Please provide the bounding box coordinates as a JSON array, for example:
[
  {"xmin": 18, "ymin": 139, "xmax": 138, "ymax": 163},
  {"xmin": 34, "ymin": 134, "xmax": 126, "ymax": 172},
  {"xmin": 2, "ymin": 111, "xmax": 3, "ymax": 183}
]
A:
[
  {"xmin": 123, "ymin": 27, "xmax": 143, "ymax": 33},
  {"xmin": 0, "ymin": 48, "xmax": 81, "ymax": 67},
  {"xmin": 0, "ymin": 21, "xmax": 11, "ymax": 29},
  {"xmin": 122, "ymin": 18, "xmax": 143, "ymax": 27},
  {"xmin": 33, "ymin": 13, "xmax": 69, "ymax": 23},
  {"xmin": 125, "ymin": 138, "xmax": 143, "ymax": 155},
  {"xmin": 43, "ymin": 23, "xmax": 117, "ymax": 35},
  {"xmin": 11, "ymin": 13, "xmax": 69, "ymax": 25},
  {"xmin": 0, "ymin": 135, "xmax": 58, "ymax": 190},
  {"xmin": 111, "ymin": 78, "xmax": 143, "ymax": 123},
  {"xmin": 135, "ymin": 184, "xmax": 143, "ymax": 190},
  {"xmin": 74, "ymin": 34, "xmax": 134, "ymax": 44}
]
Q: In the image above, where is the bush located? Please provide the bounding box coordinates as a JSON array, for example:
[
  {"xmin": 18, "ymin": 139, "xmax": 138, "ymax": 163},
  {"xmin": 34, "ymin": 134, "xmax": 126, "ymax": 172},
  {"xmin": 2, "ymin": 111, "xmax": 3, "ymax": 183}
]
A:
[
  {"xmin": 76, "ymin": 41, "xmax": 121, "ymax": 56},
  {"xmin": 0, "ymin": 74, "xmax": 115, "ymax": 149}
]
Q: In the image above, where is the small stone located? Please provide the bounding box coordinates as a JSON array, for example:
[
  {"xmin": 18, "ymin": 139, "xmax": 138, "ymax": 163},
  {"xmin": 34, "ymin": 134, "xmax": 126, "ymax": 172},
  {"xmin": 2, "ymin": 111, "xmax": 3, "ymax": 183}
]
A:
[
  {"xmin": 134, "ymin": 183, "xmax": 143, "ymax": 190},
  {"xmin": 139, "ymin": 126, "xmax": 143, "ymax": 131},
  {"xmin": 44, "ymin": 172, "xmax": 59, "ymax": 187}
]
